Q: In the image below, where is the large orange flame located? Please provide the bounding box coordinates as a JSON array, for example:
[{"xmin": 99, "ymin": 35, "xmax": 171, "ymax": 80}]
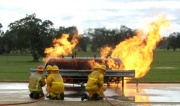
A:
[
  {"xmin": 111, "ymin": 15, "xmax": 169, "ymax": 78},
  {"xmin": 43, "ymin": 33, "xmax": 80, "ymax": 62},
  {"xmin": 43, "ymin": 15, "xmax": 169, "ymax": 79}
]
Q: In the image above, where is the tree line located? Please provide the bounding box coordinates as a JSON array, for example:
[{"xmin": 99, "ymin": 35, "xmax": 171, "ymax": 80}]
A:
[{"xmin": 0, "ymin": 13, "xmax": 180, "ymax": 61}]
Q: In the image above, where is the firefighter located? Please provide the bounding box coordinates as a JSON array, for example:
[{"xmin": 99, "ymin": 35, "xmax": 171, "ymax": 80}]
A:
[
  {"xmin": 46, "ymin": 65, "xmax": 52, "ymax": 77},
  {"xmin": 28, "ymin": 65, "xmax": 46, "ymax": 99},
  {"xmin": 46, "ymin": 65, "xmax": 64, "ymax": 100},
  {"xmin": 81, "ymin": 65, "xmax": 107, "ymax": 101},
  {"xmin": 45, "ymin": 65, "xmax": 52, "ymax": 98}
]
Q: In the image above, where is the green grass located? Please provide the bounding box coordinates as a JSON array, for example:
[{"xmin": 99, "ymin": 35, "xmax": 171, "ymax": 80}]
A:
[
  {"xmin": 0, "ymin": 55, "xmax": 44, "ymax": 81},
  {"xmin": 0, "ymin": 49, "xmax": 180, "ymax": 82},
  {"xmin": 137, "ymin": 49, "xmax": 180, "ymax": 82}
]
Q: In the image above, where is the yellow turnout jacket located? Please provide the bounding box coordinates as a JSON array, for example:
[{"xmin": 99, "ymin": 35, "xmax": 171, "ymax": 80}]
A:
[
  {"xmin": 85, "ymin": 71, "xmax": 104, "ymax": 90},
  {"xmin": 46, "ymin": 71, "xmax": 64, "ymax": 93},
  {"xmin": 28, "ymin": 72, "xmax": 46, "ymax": 92}
]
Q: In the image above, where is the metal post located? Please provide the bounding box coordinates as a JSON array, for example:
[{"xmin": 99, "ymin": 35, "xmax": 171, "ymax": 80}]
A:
[
  {"xmin": 136, "ymin": 78, "xmax": 138, "ymax": 87},
  {"xmin": 122, "ymin": 77, "xmax": 124, "ymax": 88},
  {"xmin": 122, "ymin": 77, "xmax": 124, "ymax": 97}
]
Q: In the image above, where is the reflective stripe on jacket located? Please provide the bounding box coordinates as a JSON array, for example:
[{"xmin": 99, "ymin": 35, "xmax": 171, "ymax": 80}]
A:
[
  {"xmin": 28, "ymin": 72, "xmax": 46, "ymax": 92},
  {"xmin": 47, "ymin": 73, "xmax": 64, "ymax": 93},
  {"xmin": 85, "ymin": 71, "xmax": 104, "ymax": 90}
]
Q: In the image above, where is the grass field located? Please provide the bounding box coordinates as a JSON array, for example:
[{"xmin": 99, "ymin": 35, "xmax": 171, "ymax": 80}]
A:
[
  {"xmin": 138, "ymin": 49, "xmax": 180, "ymax": 82},
  {"xmin": 0, "ymin": 50, "xmax": 180, "ymax": 82}
]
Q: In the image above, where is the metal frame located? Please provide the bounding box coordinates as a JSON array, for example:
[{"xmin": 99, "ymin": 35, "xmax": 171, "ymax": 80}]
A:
[{"xmin": 29, "ymin": 68, "xmax": 135, "ymax": 88}]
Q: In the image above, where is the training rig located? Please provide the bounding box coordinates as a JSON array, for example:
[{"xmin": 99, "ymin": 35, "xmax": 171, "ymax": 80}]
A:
[{"xmin": 29, "ymin": 56, "xmax": 136, "ymax": 88}]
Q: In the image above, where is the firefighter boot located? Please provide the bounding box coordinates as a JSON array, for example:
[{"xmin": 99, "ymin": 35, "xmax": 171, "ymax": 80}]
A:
[
  {"xmin": 81, "ymin": 93, "xmax": 88, "ymax": 101},
  {"xmin": 29, "ymin": 93, "xmax": 33, "ymax": 99},
  {"xmin": 60, "ymin": 92, "xmax": 64, "ymax": 100},
  {"xmin": 49, "ymin": 96, "xmax": 56, "ymax": 100},
  {"xmin": 32, "ymin": 92, "xmax": 40, "ymax": 99},
  {"xmin": 93, "ymin": 93, "xmax": 103, "ymax": 100}
]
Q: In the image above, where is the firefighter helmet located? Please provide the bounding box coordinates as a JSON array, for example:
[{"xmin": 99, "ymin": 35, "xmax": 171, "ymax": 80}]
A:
[
  {"xmin": 100, "ymin": 65, "xmax": 107, "ymax": 71},
  {"xmin": 46, "ymin": 65, "xmax": 52, "ymax": 71},
  {"xmin": 52, "ymin": 65, "xmax": 59, "ymax": 71},
  {"xmin": 93, "ymin": 64, "xmax": 100, "ymax": 69},
  {"xmin": 37, "ymin": 65, "xmax": 44, "ymax": 72}
]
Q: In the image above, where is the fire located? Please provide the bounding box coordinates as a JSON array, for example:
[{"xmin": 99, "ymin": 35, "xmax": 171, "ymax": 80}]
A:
[
  {"xmin": 87, "ymin": 60, "xmax": 101, "ymax": 69},
  {"xmin": 111, "ymin": 15, "xmax": 169, "ymax": 78},
  {"xmin": 100, "ymin": 46, "xmax": 112, "ymax": 58},
  {"xmin": 43, "ymin": 15, "xmax": 169, "ymax": 79},
  {"xmin": 43, "ymin": 33, "xmax": 80, "ymax": 62}
]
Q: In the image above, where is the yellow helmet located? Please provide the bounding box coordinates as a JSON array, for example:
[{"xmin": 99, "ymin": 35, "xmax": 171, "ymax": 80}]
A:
[
  {"xmin": 93, "ymin": 64, "xmax": 100, "ymax": 69},
  {"xmin": 100, "ymin": 65, "xmax": 107, "ymax": 71},
  {"xmin": 51, "ymin": 65, "xmax": 59, "ymax": 71},
  {"xmin": 46, "ymin": 65, "xmax": 52, "ymax": 71}
]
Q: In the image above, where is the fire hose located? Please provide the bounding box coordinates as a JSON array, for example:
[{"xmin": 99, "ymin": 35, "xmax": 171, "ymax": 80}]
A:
[
  {"xmin": 0, "ymin": 93, "xmax": 49, "ymax": 106},
  {"xmin": 0, "ymin": 89, "xmax": 118, "ymax": 106},
  {"xmin": 103, "ymin": 94, "xmax": 117, "ymax": 106},
  {"xmin": 101, "ymin": 88, "xmax": 118, "ymax": 106}
]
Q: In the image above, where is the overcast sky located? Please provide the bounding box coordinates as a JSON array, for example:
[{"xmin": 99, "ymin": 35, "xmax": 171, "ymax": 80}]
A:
[{"xmin": 0, "ymin": 0, "xmax": 180, "ymax": 36}]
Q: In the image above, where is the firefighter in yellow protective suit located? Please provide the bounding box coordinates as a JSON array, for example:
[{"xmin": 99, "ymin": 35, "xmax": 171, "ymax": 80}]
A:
[
  {"xmin": 81, "ymin": 65, "xmax": 107, "ymax": 101},
  {"xmin": 46, "ymin": 65, "xmax": 64, "ymax": 100},
  {"xmin": 45, "ymin": 65, "xmax": 52, "ymax": 98},
  {"xmin": 28, "ymin": 65, "xmax": 46, "ymax": 99},
  {"xmin": 46, "ymin": 65, "xmax": 52, "ymax": 77}
]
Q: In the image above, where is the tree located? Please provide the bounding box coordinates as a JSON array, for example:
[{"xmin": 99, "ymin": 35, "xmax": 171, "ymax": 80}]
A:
[
  {"xmin": 0, "ymin": 23, "xmax": 5, "ymax": 54},
  {"xmin": 7, "ymin": 13, "xmax": 54, "ymax": 61},
  {"xmin": 167, "ymin": 32, "xmax": 178, "ymax": 51},
  {"xmin": 0, "ymin": 23, "xmax": 3, "ymax": 36},
  {"xmin": 85, "ymin": 26, "xmax": 136, "ymax": 52},
  {"xmin": 77, "ymin": 35, "xmax": 90, "ymax": 52},
  {"xmin": 176, "ymin": 34, "xmax": 180, "ymax": 49},
  {"xmin": 157, "ymin": 37, "xmax": 168, "ymax": 50}
]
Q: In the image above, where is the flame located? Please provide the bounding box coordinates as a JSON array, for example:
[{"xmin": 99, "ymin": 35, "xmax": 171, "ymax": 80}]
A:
[
  {"xmin": 111, "ymin": 15, "xmax": 169, "ymax": 78},
  {"xmin": 87, "ymin": 60, "xmax": 101, "ymax": 69},
  {"xmin": 43, "ymin": 15, "xmax": 169, "ymax": 79},
  {"xmin": 100, "ymin": 46, "xmax": 125, "ymax": 70},
  {"xmin": 43, "ymin": 33, "xmax": 80, "ymax": 61},
  {"xmin": 100, "ymin": 46, "xmax": 112, "ymax": 58}
]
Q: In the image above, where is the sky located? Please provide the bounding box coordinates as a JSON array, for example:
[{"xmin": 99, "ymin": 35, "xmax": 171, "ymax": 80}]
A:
[{"xmin": 0, "ymin": 0, "xmax": 180, "ymax": 36}]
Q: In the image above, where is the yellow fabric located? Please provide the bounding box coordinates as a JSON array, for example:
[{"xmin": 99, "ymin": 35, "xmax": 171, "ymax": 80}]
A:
[
  {"xmin": 47, "ymin": 71, "xmax": 51, "ymax": 77},
  {"xmin": 99, "ymin": 65, "xmax": 106, "ymax": 71},
  {"xmin": 85, "ymin": 70, "xmax": 106, "ymax": 98},
  {"xmin": 46, "ymin": 65, "xmax": 52, "ymax": 76},
  {"xmin": 49, "ymin": 90, "xmax": 62, "ymax": 99},
  {"xmin": 87, "ymin": 86, "xmax": 106, "ymax": 98},
  {"xmin": 51, "ymin": 65, "xmax": 59, "ymax": 71},
  {"xmin": 28, "ymin": 72, "xmax": 46, "ymax": 93},
  {"xmin": 93, "ymin": 64, "xmax": 100, "ymax": 69},
  {"xmin": 46, "ymin": 65, "xmax": 52, "ymax": 71},
  {"xmin": 46, "ymin": 72, "xmax": 64, "ymax": 97},
  {"xmin": 98, "ymin": 68, "xmax": 105, "ymax": 74}
]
